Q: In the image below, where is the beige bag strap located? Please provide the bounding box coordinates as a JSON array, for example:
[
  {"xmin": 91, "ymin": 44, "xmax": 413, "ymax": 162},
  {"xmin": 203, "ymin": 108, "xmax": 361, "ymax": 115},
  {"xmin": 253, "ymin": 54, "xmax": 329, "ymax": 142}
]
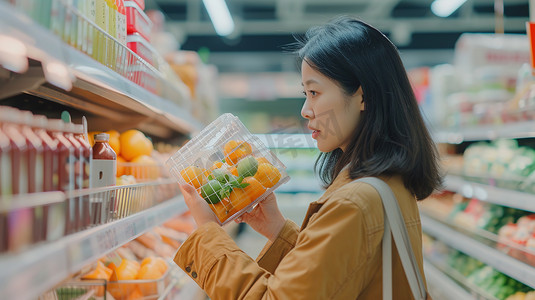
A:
[{"xmin": 353, "ymin": 177, "xmax": 427, "ymax": 300}]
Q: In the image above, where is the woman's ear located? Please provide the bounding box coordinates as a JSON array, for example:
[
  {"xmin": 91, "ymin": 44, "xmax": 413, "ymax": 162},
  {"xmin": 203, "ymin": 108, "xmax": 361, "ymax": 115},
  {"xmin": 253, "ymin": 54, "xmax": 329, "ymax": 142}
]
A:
[{"xmin": 357, "ymin": 87, "xmax": 365, "ymax": 111}]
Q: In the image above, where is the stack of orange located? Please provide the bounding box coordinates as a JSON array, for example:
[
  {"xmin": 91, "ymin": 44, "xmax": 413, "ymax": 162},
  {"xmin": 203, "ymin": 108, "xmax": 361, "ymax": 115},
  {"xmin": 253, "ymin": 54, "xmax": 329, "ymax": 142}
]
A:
[
  {"xmin": 179, "ymin": 140, "xmax": 282, "ymax": 223},
  {"xmin": 88, "ymin": 129, "xmax": 159, "ymax": 181},
  {"xmin": 105, "ymin": 257, "xmax": 168, "ymax": 299},
  {"xmin": 81, "ymin": 261, "xmax": 112, "ymax": 296}
]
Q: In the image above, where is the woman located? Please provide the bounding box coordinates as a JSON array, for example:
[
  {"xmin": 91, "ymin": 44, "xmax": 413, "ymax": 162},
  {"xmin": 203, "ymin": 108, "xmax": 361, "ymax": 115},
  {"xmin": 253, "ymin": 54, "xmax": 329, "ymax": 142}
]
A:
[{"xmin": 175, "ymin": 16, "xmax": 442, "ymax": 299}]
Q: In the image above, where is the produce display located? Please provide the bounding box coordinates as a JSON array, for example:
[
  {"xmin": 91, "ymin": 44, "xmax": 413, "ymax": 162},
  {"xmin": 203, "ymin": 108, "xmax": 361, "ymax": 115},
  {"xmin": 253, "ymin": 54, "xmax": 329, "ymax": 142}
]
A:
[
  {"xmin": 423, "ymin": 234, "xmax": 535, "ymax": 300},
  {"xmin": 88, "ymin": 129, "xmax": 161, "ymax": 181},
  {"xmin": 52, "ymin": 211, "xmax": 195, "ymax": 299},
  {"xmin": 447, "ymin": 198, "xmax": 526, "ymax": 234},
  {"xmin": 167, "ymin": 114, "xmax": 289, "ymax": 224},
  {"xmin": 462, "ymin": 139, "xmax": 535, "ymax": 192},
  {"xmin": 497, "ymin": 214, "xmax": 535, "ymax": 266}
]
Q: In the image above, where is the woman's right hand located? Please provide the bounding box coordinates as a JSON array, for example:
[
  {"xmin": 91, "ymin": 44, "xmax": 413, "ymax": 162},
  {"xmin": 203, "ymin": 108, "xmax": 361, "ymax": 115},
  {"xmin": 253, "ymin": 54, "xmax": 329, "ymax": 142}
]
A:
[{"xmin": 235, "ymin": 193, "xmax": 285, "ymax": 242}]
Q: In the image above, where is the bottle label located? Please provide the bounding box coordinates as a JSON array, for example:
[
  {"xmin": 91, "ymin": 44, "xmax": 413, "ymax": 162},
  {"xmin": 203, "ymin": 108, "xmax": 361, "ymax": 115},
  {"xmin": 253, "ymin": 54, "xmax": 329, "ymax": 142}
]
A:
[{"xmin": 90, "ymin": 159, "xmax": 117, "ymax": 188}]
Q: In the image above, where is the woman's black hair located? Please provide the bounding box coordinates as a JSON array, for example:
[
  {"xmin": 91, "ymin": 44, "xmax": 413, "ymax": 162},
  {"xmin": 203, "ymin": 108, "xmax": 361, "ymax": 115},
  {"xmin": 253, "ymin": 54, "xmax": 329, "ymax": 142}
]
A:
[{"xmin": 295, "ymin": 16, "xmax": 442, "ymax": 200}]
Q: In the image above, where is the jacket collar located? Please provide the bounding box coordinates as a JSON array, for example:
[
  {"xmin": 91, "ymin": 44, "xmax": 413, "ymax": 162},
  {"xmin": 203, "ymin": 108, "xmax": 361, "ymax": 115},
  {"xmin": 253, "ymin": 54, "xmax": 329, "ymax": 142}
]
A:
[{"xmin": 314, "ymin": 168, "xmax": 352, "ymax": 204}]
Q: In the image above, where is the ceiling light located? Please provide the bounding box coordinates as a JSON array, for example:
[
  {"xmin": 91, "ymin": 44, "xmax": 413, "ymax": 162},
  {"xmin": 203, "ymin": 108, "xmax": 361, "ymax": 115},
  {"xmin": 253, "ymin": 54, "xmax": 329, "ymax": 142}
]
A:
[
  {"xmin": 431, "ymin": 0, "xmax": 467, "ymax": 18},
  {"xmin": 202, "ymin": 0, "xmax": 235, "ymax": 36}
]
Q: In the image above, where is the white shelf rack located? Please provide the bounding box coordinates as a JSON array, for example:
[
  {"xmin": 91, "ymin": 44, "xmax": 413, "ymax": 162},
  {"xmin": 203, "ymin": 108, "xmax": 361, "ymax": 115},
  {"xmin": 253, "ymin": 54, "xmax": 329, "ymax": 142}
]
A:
[
  {"xmin": 444, "ymin": 175, "xmax": 535, "ymax": 213},
  {"xmin": 0, "ymin": 1, "xmax": 202, "ymax": 138},
  {"xmin": 423, "ymin": 259, "xmax": 476, "ymax": 300},
  {"xmin": 0, "ymin": 197, "xmax": 187, "ymax": 300},
  {"xmin": 435, "ymin": 121, "xmax": 535, "ymax": 144},
  {"xmin": 421, "ymin": 214, "xmax": 535, "ymax": 289}
]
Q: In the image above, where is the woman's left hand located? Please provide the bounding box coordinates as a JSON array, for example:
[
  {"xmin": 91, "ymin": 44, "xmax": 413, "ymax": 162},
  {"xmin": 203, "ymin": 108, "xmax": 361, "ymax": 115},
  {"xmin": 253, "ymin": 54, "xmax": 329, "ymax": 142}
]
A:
[{"xmin": 179, "ymin": 183, "xmax": 218, "ymax": 226}]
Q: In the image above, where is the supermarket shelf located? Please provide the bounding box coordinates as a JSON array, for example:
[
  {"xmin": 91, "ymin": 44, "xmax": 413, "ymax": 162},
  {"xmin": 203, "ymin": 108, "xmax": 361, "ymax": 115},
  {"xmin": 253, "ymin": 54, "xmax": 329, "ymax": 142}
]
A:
[
  {"xmin": 435, "ymin": 121, "xmax": 535, "ymax": 144},
  {"xmin": 423, "ymin": 259, "xmax": 475, "ymax": 300},
  {"xmin": 421, "ymin": 214, "xmax": 535, "ymax": 289},
  {"xmin": 0, "ymin": 1, "xmax": 202, "ymax": 138},
  {"xmin": 444, "ymin": 174, "xmax": 535, "ymax": 213},
  {"xmin": 0, "ymin": 196, "xmax": 187, "ymax": 300}
]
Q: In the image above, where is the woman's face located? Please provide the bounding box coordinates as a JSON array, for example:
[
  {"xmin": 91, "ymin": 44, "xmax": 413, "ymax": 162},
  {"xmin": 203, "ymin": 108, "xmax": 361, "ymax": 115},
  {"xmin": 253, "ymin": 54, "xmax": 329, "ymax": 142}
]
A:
[{"xmin": 301, "ymin": 60, "xmax": 364, "ymax": 152}]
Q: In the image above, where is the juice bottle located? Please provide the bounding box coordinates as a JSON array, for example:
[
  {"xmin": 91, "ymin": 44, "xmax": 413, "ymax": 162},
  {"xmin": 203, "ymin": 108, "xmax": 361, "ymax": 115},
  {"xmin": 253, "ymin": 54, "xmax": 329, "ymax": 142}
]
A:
[
  {"xmin": 65, "ymin": 122, "xmax": 83, "ymax": 232},
  {"xmin": 19, "ymin": 111, "xmax": 45, "ymax": 243},
  {"xmin": 74, "ymin": 124, "xmax": 92, "ymax": 228},
  {"xmin": 90, "ymin": 133, "xmax": 116, "ymax": 225},
  {"xmin": 0, "ymin": 125, "xmax": 11, "ymax": 252},
  {"xmin": 0, "ymin": 107, "xmax": 31, "ymax": 252},
  {"xmin": 32, "ymin": 115, "xmax": 60, "ymax": 242},
  {"xmin": 48, "ymin": 119, "xmax": 75, "ymax": 236}
]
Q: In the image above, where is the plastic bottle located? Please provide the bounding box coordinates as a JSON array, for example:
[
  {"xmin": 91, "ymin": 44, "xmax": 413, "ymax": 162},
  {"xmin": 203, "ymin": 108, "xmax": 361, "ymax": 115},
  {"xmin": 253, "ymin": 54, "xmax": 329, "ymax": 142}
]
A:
[
  {"xmin": 74, "ymin": 124, "xmax": 92, "ymax": 228},
  {"xmin": 90, "ymin": 133, "xmax": 116, "ymax": 225},
  {"xmin": 95, "ymin": 0, "xmax": 108, "ymax": 63},
  {"xmin": 116, "ymin": 0, "xmax": 126, "ymax": 45},
  {"xmin": 47, "ymin": 119, "xmax": 75, "ymax": 236}
]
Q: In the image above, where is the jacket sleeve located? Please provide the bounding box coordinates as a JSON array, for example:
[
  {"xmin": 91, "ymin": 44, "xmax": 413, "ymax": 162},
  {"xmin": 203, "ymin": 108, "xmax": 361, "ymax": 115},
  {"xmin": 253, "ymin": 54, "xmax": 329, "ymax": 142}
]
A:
[
  {"xmin": 173, "ymin": 197, "xmax": 371, "ymax": 300},
  {"xmin": 255, "ymin": 219, "xmax": 299, "ymax": 273}
]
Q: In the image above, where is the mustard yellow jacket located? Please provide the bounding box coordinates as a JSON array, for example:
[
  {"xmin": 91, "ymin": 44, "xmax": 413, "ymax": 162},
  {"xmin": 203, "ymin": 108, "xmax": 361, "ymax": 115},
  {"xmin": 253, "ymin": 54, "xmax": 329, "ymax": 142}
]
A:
[{"xmin": 174, "ymin": 169, "xmax": 427, "ymax": 299}]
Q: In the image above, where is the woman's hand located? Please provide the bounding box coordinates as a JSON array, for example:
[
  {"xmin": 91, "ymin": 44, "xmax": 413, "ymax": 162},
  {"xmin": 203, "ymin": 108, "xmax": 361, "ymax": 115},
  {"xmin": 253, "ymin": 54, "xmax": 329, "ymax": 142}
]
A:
[
  {"xmin": 179, "ymin": 183, "xmax": 218, "ymax": 227},
  {"xmin": 235, "ymin": 193, "xmax": 286, "ymax": 242}
]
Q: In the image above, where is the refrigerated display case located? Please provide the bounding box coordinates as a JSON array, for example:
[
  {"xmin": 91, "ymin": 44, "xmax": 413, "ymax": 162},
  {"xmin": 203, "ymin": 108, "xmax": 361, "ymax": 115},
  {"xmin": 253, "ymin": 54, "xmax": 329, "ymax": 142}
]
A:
[{"xmin": 0, "ymin": 1, "xmax": 201, "ymax": 299}]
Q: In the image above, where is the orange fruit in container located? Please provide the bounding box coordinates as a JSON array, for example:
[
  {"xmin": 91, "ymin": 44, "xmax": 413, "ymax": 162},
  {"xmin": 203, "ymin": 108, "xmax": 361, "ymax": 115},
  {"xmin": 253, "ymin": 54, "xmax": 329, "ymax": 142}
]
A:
[
  {"xmin": 254, "ymin": 163, "xmax": 282, "ymax": 188},
  {"xmin": 211, "ymin": 160, "xmax": 223, "ymax": 170},
  {"xmin": 224, "ymin": 140, "xmax": 252, "ymax": 165},
  {"xmin": 120, "ymin": 129, "xmax": 153, "ymax": 161},
  {"xmin": 256, "ymin": 157, "xmax": 270, "ymax": 165},
  {"xmin": 229, "ymin": 177, "xmax": 267, "ymax": 216},
  {"xmin": 211, "ymin": 199, "xmax": 232, "ymax": 222},
  {"xmin": 180, "ymin": 166, "xmax": 206, "ymax": 189},
  {"xmin": 109, "ymin": 259, "xmax": 140, "ymax": 299}
]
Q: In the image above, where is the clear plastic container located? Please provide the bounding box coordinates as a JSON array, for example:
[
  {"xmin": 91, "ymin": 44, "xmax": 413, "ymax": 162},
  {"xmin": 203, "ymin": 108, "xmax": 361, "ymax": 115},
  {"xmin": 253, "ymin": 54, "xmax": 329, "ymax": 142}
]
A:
[
  {"xmin": 124, "ymin": 0, "xmax": 152, "ymax": 41},
  {"xmin": 166, "ymin": 114, "xmax": 290, "ymax": 225}
]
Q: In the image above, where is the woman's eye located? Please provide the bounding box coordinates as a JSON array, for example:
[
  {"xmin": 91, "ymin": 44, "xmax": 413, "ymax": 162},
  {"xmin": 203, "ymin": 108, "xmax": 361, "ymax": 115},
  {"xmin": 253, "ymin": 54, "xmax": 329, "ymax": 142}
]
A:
[
  {"xmin": 309, "ymin": 90, "xmax": 317, "ymax": 96},
  {"xmin": 302, "ymin": 91, "xmax": 307, "ymax": 97}
]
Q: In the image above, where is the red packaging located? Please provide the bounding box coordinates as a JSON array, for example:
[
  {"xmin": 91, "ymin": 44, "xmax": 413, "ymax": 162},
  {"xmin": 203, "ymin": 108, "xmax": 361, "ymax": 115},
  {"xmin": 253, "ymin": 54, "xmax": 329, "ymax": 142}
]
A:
[
  {"xmin": 125, "ymin": 1, "xmax": 152, "ymax": 41},
  {"xmin": 127, "ymin": 33, "xmax": 155, "ymax": 66}
]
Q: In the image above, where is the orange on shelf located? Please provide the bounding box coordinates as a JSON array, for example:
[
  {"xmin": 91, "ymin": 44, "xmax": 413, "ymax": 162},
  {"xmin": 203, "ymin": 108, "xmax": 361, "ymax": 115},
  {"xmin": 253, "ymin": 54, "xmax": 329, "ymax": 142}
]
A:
[
  {"xmin": 81, "ymin": 261, "xmax": 112, "ymax": 297},
  {"xmin": 223, "ymin": 140, "xmax": 252, "ymax": 165},
  {"xmin": 126, "ymin": 287, "xmax": 144, "ymax": 300},
  {"xmin": 117, "ymin": 156, "xmax": 127, "ymax": 177},
  {"xmin": 129, "ymin": 155, "xmax": 160, "ymax": 180},
  {"xmin": 119, "ymin": 129, "xmax": 153, "ymax": 161},
  {"xmin": 254, "ymin": 163, "xmax": 282, "ymax": 188},
  {"xmin": 106, "ymin": 130, "xmax": 121, "ymax": 155},
  {"xmin": 136, "ymin": 263, "xmax": 163, "ymax": 296},
  {"xmin": 109, "ymin": 259, "xmax": 140, "ymax": 299}
]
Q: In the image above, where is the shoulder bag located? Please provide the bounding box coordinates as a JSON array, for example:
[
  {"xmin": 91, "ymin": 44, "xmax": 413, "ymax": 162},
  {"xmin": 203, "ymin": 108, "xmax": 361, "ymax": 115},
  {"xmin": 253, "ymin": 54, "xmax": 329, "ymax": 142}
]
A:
[{"xmin": 353, "ymin": 177, "xmax": 428, "ymax": 300}]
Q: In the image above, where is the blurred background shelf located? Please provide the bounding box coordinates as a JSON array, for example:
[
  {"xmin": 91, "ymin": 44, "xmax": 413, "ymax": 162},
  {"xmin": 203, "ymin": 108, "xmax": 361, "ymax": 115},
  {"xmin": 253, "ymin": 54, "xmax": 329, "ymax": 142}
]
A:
[
  {"xmin": 0, "ymin": 196, "xmax": 187, "ymax": 300},
  {"xmin": 435, "ymin": 121, "xmax": 535, "ymax": 144},
  {"xmin": 424, "ymin": 259, "xmax": 482, "ymax": 300},
  {"xmin": 444, "ymin": 175, "xmax": 535, "ymax": 213},
  {"xmin": 421, "ymin": 213, "xmax": 535, "ymax": 289}
]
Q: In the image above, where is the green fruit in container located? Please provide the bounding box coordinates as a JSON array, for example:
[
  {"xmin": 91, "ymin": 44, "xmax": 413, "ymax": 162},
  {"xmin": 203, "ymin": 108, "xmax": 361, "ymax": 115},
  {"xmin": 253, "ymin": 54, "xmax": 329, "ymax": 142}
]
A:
[
  {"xmin": 212, "ymin": 168, "xmax": 232, "ymax": 183},
  {"xmin": 200, "ymin": 180, "xmax": 224, "ymax": 204},
  {"xmin": 237, "ymin": 156, "xmax": 258, "ymax": 178}
]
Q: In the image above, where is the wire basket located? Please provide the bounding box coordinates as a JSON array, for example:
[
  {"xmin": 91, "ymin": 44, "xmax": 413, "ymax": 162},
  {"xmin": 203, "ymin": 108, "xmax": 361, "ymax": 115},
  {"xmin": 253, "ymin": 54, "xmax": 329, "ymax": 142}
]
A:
[
  {"xmin": 107, "ymin": 267, "xmax": 172, "ymax": 300},
  {"xmin": 0, "ymin": 180, "xmax": 180, "ymax": 253},
  {"xmin": 166, "ymin": 114, "xmax": 290, "ymax": 225},
  {"xmin": 50, "ymin": 279, "xmax": 107, "ymax": 300}
]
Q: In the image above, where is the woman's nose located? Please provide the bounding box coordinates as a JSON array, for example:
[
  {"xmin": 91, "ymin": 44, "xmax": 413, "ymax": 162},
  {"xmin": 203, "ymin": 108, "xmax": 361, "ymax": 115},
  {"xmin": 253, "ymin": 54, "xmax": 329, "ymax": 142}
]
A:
[{"xmin": 301, "ymin": 100, "xmax": 314, "ymax": 119}]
